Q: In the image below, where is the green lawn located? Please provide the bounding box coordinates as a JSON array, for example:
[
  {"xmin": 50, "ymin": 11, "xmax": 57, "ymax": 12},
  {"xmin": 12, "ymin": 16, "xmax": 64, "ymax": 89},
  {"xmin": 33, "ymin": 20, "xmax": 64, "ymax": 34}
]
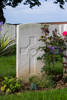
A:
[
  {"xmin": 0, "ymin": 88, "xmax": 67, "ymax": 100},
  {"xmin": 0, "ymin": 56, "xmax": 16, "ymax": 77}
]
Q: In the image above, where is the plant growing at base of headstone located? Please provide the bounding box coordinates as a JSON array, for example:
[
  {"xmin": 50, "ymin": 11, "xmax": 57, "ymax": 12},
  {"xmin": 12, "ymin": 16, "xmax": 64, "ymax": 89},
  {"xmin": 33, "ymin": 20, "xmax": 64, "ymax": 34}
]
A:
[
  {"xmin": 0, "ymin": 77, "xmax": 22, "ymax": 94},
  {"xmin": 0, "ymin": 21, "xmax": 16, "ymax": 56},
  {"xmin": 37, "ymin": 24, "xmax": 66, "ymax": 77},
  {"xmin": 29, "ymin": 75, "xmax": 56, "ymax": 89}
]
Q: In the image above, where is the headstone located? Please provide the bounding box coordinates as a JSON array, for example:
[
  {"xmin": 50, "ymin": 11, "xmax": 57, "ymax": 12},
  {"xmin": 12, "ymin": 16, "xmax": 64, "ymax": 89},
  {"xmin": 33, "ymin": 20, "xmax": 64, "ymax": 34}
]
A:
[{"xmin": 16, "ymin": 24, "xmax": 44, "ymax": 79}]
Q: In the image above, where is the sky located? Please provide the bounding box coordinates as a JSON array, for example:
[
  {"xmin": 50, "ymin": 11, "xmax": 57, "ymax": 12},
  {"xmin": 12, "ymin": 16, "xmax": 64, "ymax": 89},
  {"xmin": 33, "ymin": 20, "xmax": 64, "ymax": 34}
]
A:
[{"xmin": 3, "ymin": 0, "xmax": 67, "ymax": 24}]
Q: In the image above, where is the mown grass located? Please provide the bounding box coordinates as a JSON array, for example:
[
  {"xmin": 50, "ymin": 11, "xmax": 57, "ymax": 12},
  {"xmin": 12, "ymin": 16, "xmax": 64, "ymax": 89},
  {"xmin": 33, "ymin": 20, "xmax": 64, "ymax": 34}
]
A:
[
  {"xmin": 0, "ymin": 88, "xmax": 67, "ymax": 100},
  {"xmin": 0, "ymin": 55, "xmax": 16, "ymax": 77}
]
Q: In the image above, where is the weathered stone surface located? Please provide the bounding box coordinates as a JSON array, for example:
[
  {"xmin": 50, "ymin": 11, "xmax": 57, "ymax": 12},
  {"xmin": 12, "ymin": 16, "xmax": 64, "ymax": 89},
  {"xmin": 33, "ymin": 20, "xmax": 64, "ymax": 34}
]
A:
[{"xmin": 16, "ymin": 24, "xmax": 44, "ymax": 79}]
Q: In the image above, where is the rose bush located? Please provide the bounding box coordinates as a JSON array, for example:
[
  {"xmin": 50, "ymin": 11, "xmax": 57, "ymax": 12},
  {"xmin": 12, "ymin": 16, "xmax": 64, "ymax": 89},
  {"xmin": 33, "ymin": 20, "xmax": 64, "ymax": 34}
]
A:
[{"xmin": 37, "ymin": 25, "xmax": 66, "ymax": 78}]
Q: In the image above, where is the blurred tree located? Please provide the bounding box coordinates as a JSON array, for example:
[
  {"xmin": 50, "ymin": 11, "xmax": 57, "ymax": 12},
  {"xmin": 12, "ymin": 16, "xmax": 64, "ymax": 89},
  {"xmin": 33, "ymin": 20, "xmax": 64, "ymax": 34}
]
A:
[{"xmin": 0, "ymin": 0, "xmax": 66, "ymax": 23}]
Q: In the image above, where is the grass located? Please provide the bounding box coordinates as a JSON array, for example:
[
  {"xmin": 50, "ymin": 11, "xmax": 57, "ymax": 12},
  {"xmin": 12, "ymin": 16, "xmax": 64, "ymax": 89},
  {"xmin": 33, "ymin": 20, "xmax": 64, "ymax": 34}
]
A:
[
  {"xmin": 0, "ymin": 88, "xmax": 67, "ymax": 100},
  {"xmin": 0, "ymin": 55, "xmax": 16, "ymax": 77}
]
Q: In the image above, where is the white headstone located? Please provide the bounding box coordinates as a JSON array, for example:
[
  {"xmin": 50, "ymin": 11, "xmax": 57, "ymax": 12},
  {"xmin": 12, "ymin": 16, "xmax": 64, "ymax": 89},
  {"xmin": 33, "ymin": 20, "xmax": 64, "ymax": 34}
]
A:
[{"xmin": 16, "ymin": 24, "xmax": 43, "ymax": 79}]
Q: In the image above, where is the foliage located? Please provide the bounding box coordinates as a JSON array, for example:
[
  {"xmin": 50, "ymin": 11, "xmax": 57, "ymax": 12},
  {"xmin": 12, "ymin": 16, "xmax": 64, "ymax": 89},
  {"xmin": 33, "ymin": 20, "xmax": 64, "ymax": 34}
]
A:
[
  {"xmin": 30, "ymin": 82, "xmax": 37, "ymax": 90},
  {"xmin": 29, "ymin": 75, "xmax": 56, "ymax": 89},
  {"xmin": 0, "ymin": 22, "xmax": 16, "ymax": 56},
  {"xmin": 37, "ymin": 24, "xmax": 65, "ymax": 77},
  {"xmin": 1, "ymin": 0, "xmax": 66, "ymax": 9},
  {"xmin": 29, "ymin": 75, "xmax": 39, "ymax": 90},
  {"xmin": 63, "ymin": 76, "xmax": 67, "ymax": 83},
  {"xmin": 42, "ymin": 62, "xmax": 63, "ymax": 76},
  {"xmin": 0, "ymin": 77, "xmax": 22, "ymax": 94},
  {"xmin": 1, "ymin": 44, "xmax": 16, "ymax": 56}
]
